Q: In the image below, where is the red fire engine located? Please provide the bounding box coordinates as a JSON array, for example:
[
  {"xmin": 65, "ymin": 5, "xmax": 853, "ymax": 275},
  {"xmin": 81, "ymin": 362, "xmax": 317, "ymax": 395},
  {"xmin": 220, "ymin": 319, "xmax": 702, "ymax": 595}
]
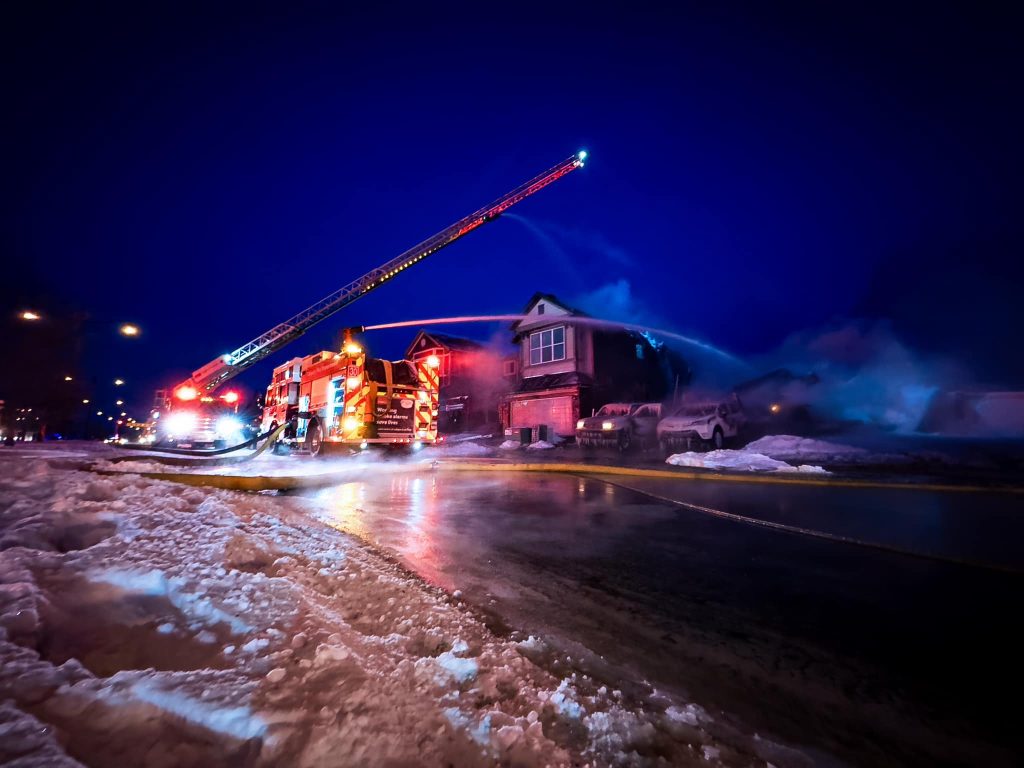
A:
[
  {"xmin": 156, "ymin": 151, "xmax": 587, "ymax": 448},
  {"xmin": 261, "ymin": 334, "xmax": 441, "ymax": 455}
]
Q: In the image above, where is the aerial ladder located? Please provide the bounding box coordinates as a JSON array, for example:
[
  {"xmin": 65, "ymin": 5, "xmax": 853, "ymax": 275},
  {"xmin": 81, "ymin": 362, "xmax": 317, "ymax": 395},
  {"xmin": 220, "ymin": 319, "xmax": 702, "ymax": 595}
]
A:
[{"xmin": 168, "ymin": 150, "xmax": 588, "ymax": 404}]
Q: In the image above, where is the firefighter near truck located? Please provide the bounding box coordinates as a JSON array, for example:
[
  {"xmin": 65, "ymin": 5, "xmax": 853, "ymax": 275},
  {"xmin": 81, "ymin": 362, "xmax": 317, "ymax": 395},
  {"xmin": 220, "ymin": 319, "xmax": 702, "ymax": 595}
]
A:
[
  {"xmin": 149, "ymin": 150, "xmax": 586, "ymax": 452},
  {"xmin": 262, "ymin": 331, "xmax": 441, "ymax": 456}
]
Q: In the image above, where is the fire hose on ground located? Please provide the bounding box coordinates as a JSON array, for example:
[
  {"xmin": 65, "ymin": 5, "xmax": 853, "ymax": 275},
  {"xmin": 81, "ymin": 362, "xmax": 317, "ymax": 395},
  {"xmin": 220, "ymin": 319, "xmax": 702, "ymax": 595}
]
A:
[{"xmin": 112, "ymin": 422, "xmax": 290, "ymax": 464}]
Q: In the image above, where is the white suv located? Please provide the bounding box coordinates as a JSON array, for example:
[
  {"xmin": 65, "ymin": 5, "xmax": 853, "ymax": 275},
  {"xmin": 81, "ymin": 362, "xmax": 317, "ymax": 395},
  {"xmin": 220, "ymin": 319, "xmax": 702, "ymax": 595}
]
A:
[{"xmin": 657, "ymin": 396, "xmax": 745, "ymax": 453}]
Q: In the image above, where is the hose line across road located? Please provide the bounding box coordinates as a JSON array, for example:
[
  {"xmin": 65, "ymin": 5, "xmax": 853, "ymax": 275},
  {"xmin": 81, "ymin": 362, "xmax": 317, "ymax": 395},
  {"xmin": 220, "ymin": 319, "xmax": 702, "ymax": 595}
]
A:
[{"xmin": 575, "ymin": 473, "xmax": 1022, "ymax": 575}]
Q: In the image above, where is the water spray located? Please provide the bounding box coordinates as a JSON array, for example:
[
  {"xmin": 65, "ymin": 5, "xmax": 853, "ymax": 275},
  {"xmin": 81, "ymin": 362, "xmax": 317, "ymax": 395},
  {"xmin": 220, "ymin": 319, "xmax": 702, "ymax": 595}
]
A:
[{"xmin": 363, "ymin": 315, "xmax": 748, "ymax": 366}]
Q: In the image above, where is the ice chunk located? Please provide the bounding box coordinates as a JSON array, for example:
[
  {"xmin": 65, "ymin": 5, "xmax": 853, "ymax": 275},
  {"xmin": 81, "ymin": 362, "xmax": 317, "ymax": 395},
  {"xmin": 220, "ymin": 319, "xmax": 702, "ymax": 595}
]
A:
[{"xmin": 435, "ymin": 650, "xmax": 478, "ymax": 683}]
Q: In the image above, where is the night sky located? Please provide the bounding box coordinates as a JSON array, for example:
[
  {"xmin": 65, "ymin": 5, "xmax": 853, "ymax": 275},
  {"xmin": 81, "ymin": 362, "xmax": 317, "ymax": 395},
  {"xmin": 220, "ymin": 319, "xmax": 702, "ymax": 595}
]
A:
[{"xmin": 3, "ymin": 3, "xmax": 1022, "ymax": 419}]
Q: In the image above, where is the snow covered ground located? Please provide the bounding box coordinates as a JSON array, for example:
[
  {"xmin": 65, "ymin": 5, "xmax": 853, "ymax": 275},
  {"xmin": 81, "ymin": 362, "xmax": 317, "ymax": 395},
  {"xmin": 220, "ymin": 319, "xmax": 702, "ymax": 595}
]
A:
[{"xmin": 0, "ymin": 446, "xmax": 733, "ymax": 766}]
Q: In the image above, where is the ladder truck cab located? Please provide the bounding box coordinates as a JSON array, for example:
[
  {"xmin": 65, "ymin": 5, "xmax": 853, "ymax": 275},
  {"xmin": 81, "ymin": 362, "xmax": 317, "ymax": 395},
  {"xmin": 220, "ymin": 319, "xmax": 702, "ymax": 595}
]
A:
[{"xmin": 265, "ymin": 335, "xmax": 441, "ymax": 456}]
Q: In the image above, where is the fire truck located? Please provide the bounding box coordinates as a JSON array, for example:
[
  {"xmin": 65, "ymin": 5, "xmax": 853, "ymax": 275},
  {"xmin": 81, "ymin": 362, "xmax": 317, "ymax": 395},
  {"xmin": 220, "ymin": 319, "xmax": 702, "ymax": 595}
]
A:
[
  {"xmin": 261, "ymin": 334, "xmax": 441, "ymax": 455},
  {"xmin": 156, "ymin": 150, "xmax": 587, "ymax": 448},
  {"xmin": 153, "ymin": 387, "xmax": 244, "ymax": 448}
]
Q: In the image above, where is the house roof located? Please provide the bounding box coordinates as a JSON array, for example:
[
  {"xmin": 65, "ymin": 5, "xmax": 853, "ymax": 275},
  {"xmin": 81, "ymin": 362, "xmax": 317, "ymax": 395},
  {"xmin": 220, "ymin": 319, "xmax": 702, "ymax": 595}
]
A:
[
  {"xmin": 519, "ymin": 292, "xmax": 586, "ymax": 316},
  {"xmin": 512, "ymin": 371, "xmax": 593, "ymax": 395},
  {"xmin": 405, "ymin": 330, "xmax": 484, "ymax": 358},
  {"xmin": 510, "ymin": 292, "xmax": 588, "ymax": 335}
]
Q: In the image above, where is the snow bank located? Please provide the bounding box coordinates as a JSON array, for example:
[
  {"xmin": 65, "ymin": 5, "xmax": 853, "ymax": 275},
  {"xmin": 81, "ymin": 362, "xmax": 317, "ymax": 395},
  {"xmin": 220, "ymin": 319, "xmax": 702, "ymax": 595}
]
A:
[
  {"xmin": 0, "ymin": 446, "xmax": 722, "ymax": 766},
  {"xmin": 499, "ymin": 440, "xmax": 523, "ymax": 450},
  {"xmin": 744, "ymin": 435, "xmax": 869, "ymax": 464},
  {"xmin": 666, "ymin": 448, "xmax": 829, "ymax": 474},
  {"xmin": 96, "ymin": 451, "xmax": 419, "ymax": 479},
  {"xmin": 438, "ymin": 441, "xmax": 491, "ymax": 457}
]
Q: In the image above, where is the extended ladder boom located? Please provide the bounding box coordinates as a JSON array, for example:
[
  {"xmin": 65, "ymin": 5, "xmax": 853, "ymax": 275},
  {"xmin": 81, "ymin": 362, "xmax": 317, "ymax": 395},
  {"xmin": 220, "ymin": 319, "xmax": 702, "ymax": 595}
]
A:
[{"xmin": 182, "ymin": 150, "xmax": 587, "ymax": 395}]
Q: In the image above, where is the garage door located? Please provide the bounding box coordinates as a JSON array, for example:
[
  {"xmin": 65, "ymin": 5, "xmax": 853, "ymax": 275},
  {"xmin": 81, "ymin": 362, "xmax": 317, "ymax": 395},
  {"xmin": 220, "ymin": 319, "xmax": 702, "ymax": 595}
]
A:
[{"xmin": 511, "ymin": 396, "xmax": 575, "ymax": 436}]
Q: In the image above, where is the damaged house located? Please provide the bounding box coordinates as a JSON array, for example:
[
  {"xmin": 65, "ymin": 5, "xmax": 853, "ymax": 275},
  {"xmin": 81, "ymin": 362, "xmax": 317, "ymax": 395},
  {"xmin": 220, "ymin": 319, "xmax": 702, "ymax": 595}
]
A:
[{"xmin": 499, "ymin": 293, "xmax": 688, "ymax": 437}]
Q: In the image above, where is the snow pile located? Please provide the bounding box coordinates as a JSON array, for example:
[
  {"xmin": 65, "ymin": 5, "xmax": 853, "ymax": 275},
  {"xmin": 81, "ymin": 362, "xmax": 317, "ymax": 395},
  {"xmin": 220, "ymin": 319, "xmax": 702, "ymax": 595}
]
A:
[
  {"xmin": 438, "ymin": 441, "xmax": 491, "ymax": 457},
  {"xmin": 526, "ymin": 441, "xmax": 556, "ymax": 451},
  {"xmin": 499, "ymin": 440, "xmax": 523, "ymax": 450},
  {"xmin": 743, "ymin": 435, "xmax": 869, "ymax": 464},
  {"xmin": 666, "ymin": 449, "xmax": 829, "ymax": 474},
  {"xmin": 0, "ymin": 448, "xmax": 721, "ymax": 766}
]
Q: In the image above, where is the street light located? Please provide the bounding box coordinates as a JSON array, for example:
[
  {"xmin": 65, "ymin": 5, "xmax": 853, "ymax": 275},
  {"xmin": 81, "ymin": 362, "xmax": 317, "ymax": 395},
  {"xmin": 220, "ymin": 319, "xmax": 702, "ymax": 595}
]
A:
[
  {"xmin": 119, "ymin": 324, "xmax": 140, "ymax": 337},
  {"xmin": 19, "ymin": 311, "xmax": 41, "ymax": 321},
  {"xmin": 114, "ymin": 379, "xmax": 124, "ymax": 386},
  {"xmin": 64, "ymin": 375, "xmax": 73, "ymax": 381},
  {"xmin": 82, "ymin": 399, "xmax": 90, "ymax": 404},
  {"xmin": 115, "ymin": 400, "xmax": 124, "ymax": 406}
]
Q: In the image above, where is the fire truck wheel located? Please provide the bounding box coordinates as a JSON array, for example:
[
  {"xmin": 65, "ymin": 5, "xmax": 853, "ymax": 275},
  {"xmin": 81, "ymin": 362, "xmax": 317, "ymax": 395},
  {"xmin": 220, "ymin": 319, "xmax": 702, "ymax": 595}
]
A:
[
  {"xmin": 307, "ymin": 419, "xmax": 324, "ymax": 458},
  {"xmin": 711, "ymin": 427, "xmax": 724, "ymax": 450}
]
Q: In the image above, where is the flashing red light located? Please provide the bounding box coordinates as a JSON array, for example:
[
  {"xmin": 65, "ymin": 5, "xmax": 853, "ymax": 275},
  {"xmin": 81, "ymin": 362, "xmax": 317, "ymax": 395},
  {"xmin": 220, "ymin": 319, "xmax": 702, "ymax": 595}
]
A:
[
  {"xmin": 222, "ymin": 391, "xmax": 239, "ymax": 404},
  {"xmin": 175, "ymin": 386, "xmax": 198, "ymax": 401},
  {"xmin": 426, "ymin": 354, "xmax": 441, "ymax": 369}
]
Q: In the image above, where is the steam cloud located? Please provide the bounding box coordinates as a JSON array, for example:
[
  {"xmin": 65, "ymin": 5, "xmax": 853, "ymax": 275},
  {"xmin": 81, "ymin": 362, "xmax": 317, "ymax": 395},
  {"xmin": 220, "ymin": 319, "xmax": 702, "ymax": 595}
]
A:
[{"xmin": 753, "ymin": 319, "xmax": 970, "ymax": 433}]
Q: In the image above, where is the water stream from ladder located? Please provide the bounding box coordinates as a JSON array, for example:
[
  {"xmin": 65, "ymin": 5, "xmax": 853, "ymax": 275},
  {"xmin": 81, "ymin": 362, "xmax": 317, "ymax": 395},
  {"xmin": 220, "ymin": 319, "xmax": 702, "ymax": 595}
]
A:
[{"xmin": 363, "ymin": 315, "xmax": 748, "ymax": 367}]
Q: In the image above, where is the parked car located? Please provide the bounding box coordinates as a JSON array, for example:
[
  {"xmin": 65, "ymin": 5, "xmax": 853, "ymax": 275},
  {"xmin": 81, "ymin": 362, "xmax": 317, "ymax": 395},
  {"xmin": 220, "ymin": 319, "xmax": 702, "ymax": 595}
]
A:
[
  {"xmin": 576, "ymin": 402, "xmax": 661, "ymax": 450},
  {"xmin": 657, "ymin": 396, "xmax": 745, "ymax": 453}
]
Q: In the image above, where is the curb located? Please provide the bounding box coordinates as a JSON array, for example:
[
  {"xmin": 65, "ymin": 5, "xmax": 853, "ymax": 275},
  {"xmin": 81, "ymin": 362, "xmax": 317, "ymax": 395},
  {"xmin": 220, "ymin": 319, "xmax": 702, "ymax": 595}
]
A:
[{"xmin": 438, "ymin": 459, "xmax": 1024, "ymax": 495}]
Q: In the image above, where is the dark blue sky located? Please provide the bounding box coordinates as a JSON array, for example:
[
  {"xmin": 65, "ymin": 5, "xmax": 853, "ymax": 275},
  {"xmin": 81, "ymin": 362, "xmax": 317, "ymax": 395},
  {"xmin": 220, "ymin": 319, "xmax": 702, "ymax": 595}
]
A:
[{"xmin": 4, "ymin": 3, "xmax": 1022, "ymax": 415}]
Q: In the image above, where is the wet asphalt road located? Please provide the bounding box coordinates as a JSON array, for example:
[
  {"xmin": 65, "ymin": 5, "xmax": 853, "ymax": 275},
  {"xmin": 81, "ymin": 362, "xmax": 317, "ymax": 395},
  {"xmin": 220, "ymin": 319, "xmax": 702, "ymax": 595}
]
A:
[{"xmin": 302, "ymin": 470, "xmax": 1022, "ymax": 767}]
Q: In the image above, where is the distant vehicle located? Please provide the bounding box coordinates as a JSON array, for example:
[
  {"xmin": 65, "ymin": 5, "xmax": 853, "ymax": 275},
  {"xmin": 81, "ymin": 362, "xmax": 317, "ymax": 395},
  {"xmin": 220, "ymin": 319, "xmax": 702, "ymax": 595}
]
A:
[
  {"xmin": 576, "ymin": 402, "xmax": 661, "ymax": 451},
  {"xmin": 657, "ymin": 396, "xmax": 745, "ymax": 453}
]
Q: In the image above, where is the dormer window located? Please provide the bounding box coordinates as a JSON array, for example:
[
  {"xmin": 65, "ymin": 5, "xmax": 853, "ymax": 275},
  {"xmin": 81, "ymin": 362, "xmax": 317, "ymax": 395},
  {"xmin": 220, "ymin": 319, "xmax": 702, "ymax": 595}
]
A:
[{"xmin": 537, "ymin": 303, "xmax": 545, "ymax": 315}]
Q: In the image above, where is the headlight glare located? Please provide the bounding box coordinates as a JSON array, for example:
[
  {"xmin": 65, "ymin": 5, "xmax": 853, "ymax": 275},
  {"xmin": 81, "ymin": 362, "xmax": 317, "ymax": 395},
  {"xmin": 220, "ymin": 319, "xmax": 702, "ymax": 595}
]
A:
[
  {"xmin": 166, "ymin": 412, "xmax": 197, "ymax": 435},
  {"xmin": 216, "ymin": 416, "xmax": 244, "ymax": 438}
]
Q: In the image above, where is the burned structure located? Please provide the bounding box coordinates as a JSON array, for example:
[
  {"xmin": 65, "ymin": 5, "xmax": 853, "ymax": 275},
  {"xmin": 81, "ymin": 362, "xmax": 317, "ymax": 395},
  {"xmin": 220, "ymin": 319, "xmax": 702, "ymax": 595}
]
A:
[{"xmin": 499, "ymin": 293, "xmax": 688, "ymax": 437}]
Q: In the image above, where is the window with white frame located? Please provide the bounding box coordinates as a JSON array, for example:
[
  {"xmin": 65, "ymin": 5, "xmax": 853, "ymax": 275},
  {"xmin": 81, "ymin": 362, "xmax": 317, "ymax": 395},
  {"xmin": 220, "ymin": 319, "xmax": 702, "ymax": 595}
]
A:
[{"xmin": 529, "ymin": 326, "xmax": 566, "ymax": 365}]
